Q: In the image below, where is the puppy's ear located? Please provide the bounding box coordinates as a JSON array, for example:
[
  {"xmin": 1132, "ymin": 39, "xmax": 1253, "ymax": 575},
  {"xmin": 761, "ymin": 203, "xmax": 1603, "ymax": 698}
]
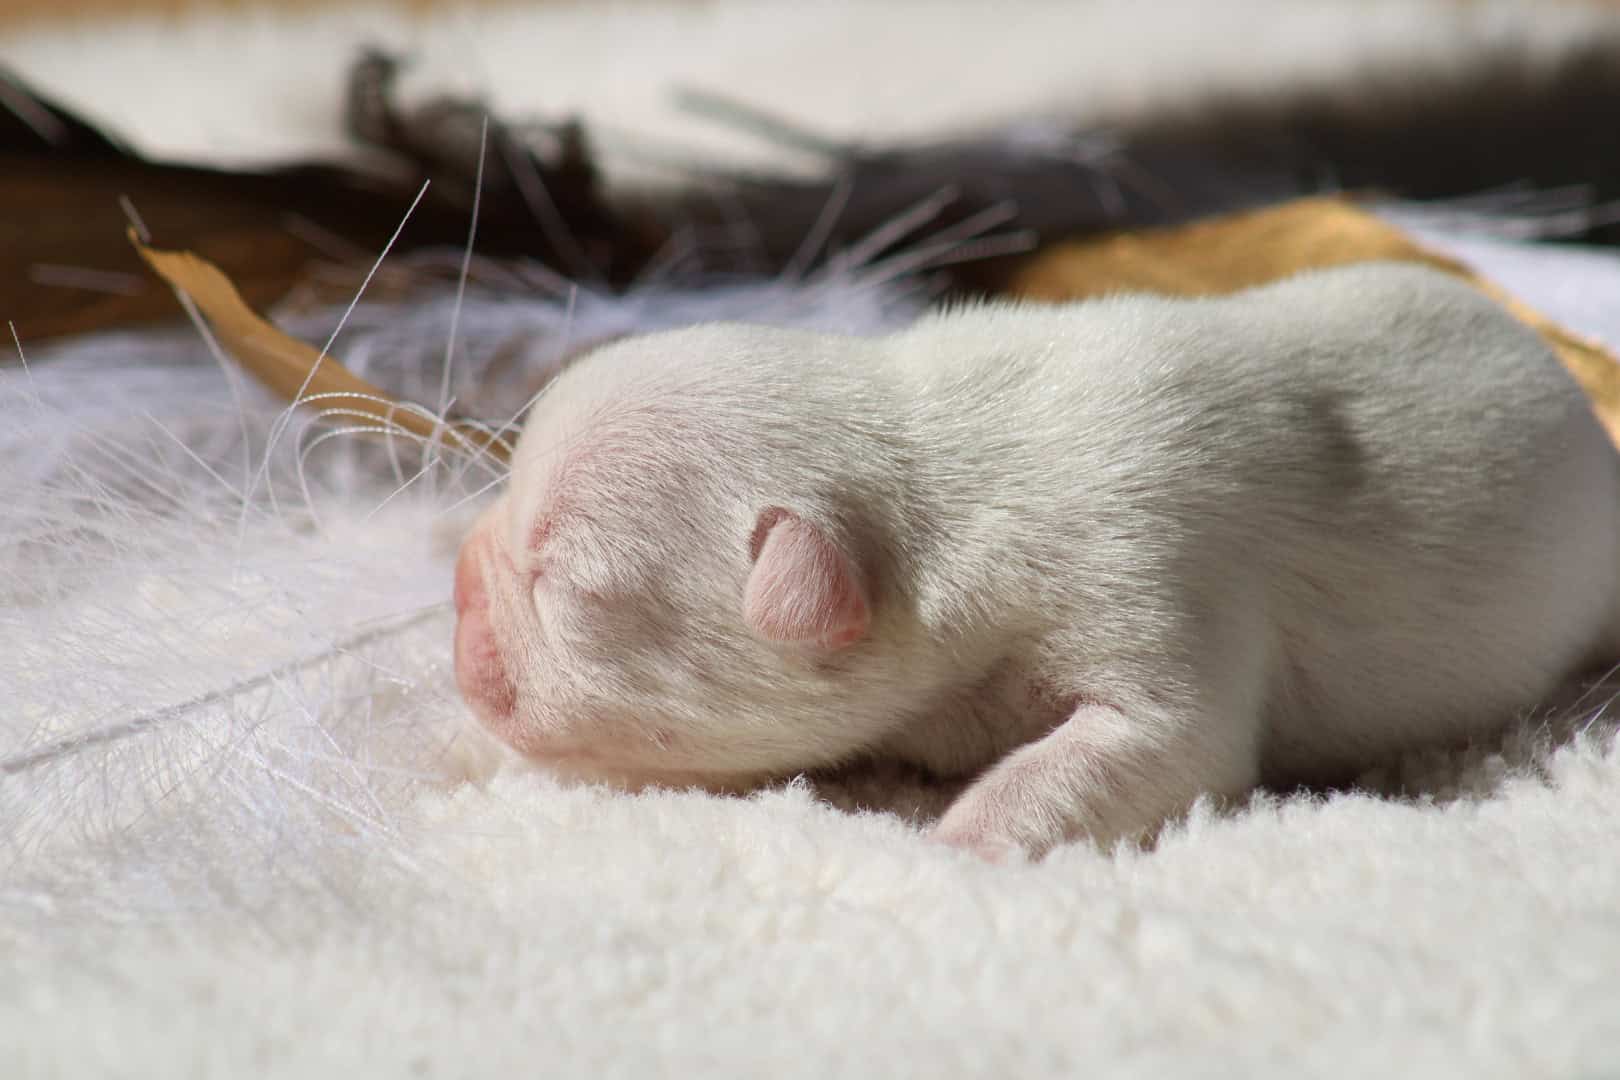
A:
[{"xmin": 743, "ymin": 508, "xmax": 869, "ymax": 649}]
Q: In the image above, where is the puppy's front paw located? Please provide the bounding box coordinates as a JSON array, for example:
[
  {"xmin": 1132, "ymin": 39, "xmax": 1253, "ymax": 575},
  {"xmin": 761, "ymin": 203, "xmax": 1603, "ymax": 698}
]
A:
[
  {"xmin": 930, "ymin": 818, "xmax": 1029, "ymax": 864},
  {"xmin": 933, "ymin": 806, "xmax": 1030, "ymax": 867}
]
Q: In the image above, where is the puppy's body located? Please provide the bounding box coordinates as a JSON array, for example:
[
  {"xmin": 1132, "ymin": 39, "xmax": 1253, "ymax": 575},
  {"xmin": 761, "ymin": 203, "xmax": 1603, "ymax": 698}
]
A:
[{"xmin": 454, "ymin": 264, "xmax": 1620, "ymax": 858}]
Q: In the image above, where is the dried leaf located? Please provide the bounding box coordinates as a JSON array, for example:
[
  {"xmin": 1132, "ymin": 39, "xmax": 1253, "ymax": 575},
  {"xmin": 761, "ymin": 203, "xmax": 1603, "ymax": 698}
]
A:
[{"xmin": 131, "ymin": 230, "xmax": 511, "ymax": 465}]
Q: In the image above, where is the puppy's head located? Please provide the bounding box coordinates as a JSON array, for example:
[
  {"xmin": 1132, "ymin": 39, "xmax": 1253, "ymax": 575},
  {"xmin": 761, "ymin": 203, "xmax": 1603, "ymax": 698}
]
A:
[{"xmin": 452, "ymin": 325, "xmax": 938, "ymax": 788}]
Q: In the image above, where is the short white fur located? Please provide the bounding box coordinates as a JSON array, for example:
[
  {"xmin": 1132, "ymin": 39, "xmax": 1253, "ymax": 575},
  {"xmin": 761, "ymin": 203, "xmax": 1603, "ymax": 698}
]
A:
[{"xmin": 457, "ymin": 263, "xmax": 1620, "ymax": 859}]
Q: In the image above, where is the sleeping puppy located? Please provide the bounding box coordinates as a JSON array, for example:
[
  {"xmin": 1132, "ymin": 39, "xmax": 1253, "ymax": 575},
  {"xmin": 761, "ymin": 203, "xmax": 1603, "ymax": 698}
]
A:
[{"xmin": 453, "ymin": 263, "xmax": 1620, "ymax": 859}]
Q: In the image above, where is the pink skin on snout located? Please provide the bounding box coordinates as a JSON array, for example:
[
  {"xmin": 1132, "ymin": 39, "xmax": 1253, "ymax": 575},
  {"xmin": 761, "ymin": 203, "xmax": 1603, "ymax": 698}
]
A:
[
  {"xmin": 448, "ymin": 492, "xmax": 876, "ymax": 787},
  {"xmin": 449, "ymin": 517, "xmax": 734, "ymax": 788},
  {"xmin": 453, "ymin": 532, "xmax": 518, "ymax": 729}
]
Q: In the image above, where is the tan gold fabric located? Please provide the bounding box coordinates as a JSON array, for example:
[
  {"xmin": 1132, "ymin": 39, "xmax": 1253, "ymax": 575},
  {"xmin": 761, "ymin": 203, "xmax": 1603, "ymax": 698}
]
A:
[{"xmin": 1008, "ymin": 197, "xmax": 1620, "ymax": 442}]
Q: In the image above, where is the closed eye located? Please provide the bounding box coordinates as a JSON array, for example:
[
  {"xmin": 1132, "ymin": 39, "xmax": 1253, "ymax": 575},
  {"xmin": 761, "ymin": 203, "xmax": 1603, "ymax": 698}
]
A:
[
  {"xmin": 529, "ymin": 568, "xmax": 554, "ymax": 635},
  {"xmin": 514, "ymin": 513, "xmax": 557, "ymax": 595},
  {"xmin": 528, "ymin": 516, "xmax": 556, "ymax": 554}
]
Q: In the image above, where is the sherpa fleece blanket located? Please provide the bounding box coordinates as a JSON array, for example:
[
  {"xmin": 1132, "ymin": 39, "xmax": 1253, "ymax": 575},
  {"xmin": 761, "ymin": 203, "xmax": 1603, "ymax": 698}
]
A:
[{"xmin": 6, "ymin": 2, "xmax": 1620, "ymax": 1076}]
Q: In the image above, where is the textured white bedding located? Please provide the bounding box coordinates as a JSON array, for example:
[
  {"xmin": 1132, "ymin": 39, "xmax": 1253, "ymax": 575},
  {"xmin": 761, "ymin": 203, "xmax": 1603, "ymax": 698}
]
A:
[{"xmin": 5, "ymin": 3, "xmax": 1620, "ymax": 1075}]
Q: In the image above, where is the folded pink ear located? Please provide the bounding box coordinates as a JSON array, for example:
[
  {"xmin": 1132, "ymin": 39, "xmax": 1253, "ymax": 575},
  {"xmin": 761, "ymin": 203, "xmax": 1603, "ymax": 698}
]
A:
[{"xmin": 744, "ymin": 508, "xmax": 869, "ymax": 648}]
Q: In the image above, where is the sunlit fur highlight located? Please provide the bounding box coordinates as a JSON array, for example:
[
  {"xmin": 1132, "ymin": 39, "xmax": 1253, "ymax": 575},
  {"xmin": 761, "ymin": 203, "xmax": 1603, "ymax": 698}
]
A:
[{"xmin": 457, "ymin": 263, "xmax": 1620, "ymax": 858}]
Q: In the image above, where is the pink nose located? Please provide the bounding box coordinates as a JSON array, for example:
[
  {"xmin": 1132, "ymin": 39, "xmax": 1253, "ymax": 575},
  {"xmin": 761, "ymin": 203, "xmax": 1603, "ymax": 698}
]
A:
[{"xmin": 453, "ymin": 536, "xmax": 517, "ymax": 723}]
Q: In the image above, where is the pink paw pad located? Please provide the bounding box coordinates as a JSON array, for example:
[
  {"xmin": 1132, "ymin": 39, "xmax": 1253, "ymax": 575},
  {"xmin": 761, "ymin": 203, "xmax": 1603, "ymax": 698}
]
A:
[{"xmin": 930, "ymin": 822, "xmax": 1028, "ymax": 865}]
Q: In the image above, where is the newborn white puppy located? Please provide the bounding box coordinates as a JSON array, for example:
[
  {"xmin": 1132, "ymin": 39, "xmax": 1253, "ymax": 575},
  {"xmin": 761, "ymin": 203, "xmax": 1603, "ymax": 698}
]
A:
[{"xmin": 453, "ymin": 263, "xmax": 1620, "ymax": 859}]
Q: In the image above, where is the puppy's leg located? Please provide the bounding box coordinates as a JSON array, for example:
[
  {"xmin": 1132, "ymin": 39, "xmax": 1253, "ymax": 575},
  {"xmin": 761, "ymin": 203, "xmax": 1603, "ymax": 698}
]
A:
[{"xmin": 930, "ymin": 701, "xmax": 1259, "ymax": 861}]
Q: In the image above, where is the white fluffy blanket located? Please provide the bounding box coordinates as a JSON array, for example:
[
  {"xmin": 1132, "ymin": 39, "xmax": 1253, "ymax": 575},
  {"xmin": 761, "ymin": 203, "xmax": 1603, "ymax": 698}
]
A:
[{"xmin": 6, "ymin": 3, "xmax": 1620, "ymax": 1075}]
